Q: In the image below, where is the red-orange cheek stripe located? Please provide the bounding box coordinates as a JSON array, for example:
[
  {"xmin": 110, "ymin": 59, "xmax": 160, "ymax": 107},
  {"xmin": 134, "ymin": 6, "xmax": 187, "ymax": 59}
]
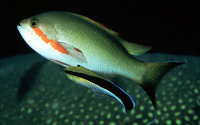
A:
[
  {"xmin": 33, "ymin": 27, "xmax": 49, "ymax": 44},
  {"xmin": 32, "ymin": 27, "xmax": 69, "ymax": 55}
]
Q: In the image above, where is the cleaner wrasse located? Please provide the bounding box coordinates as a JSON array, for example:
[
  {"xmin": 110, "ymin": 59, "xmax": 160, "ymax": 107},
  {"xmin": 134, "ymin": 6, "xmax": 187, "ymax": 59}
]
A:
[
  {"xmin": 65, "ymin": 65, "xmax": 135, "ymax": 113},
  {"xmin": 17, "ymin": 11, "xmax": 182, "ymax": 115}
]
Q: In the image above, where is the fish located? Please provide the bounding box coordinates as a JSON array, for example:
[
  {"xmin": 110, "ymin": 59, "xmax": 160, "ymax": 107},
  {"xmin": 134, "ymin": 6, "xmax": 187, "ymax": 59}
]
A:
[
  {"xmin": 17, "ymin": 11, "xmax": 182, "ymax": 114},
  {"xmin": 64, "ymin": 65, "xmax": 135, "ymax": 113}
]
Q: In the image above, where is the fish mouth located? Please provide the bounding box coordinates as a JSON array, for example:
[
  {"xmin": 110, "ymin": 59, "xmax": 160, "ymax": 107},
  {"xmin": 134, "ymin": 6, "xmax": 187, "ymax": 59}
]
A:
[
  {"xmin": 17, "ymin": 25, "xmax": 21, "ymax": 30},
  {"xmin": 17, "ymin": 19, "xmax": 29, "ymax": 31},
  {"xmin": 17, "ymin": 23, "xmax": 24, "ymax": 31},
  {"xmin": 17, "ymin": 21, "xmax": 30, "ymax": 34},
  {"xmin": 17, "ymin": 21, "xmax": 32, "ymax": 44}
]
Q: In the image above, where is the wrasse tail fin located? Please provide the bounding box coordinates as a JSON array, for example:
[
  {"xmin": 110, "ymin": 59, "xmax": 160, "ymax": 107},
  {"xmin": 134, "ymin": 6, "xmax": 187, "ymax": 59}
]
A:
[{"xmin": 140, "ymin": 62, "xmax": 183, "ymax": 109}]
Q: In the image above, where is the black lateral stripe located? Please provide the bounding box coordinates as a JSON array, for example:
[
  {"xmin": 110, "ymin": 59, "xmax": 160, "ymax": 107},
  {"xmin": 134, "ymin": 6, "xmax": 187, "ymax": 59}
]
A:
[{"xmin": 65, "ymin": 70, "xmax": 133, "ymax": 111}]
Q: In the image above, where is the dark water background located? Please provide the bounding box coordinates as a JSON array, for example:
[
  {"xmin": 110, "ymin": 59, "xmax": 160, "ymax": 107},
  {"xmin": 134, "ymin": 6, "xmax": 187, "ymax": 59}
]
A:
[{"xmin": 0, "ymin": 0, "xmax": 199, "ymax": 59}]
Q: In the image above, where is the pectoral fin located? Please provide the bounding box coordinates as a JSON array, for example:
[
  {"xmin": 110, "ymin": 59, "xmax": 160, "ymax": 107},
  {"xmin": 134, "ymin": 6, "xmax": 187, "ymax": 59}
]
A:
[
  {"xmin": 58, "ymin": 42, "xmax": 87, "ymax": 63},
  {"xmin": 64, "ymin": 66, "xmax": 135, "ymax": 113}
]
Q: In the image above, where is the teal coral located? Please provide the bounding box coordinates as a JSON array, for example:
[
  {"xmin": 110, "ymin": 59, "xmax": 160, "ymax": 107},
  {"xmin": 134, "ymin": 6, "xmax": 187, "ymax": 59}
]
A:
[{"xmin": 0, "ymin": 53, "xmax": 199, "ymax": 125}]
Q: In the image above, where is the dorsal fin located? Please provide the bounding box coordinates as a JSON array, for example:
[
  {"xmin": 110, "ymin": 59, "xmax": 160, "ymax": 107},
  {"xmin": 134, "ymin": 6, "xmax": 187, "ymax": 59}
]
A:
[
  {"xmin": 119, "ymin": 39, "xmax": 152, "ymax": 56},
  {"xmin": 79, "ymin": 14, "xmax": 151, "ymax": 56},
  {"xmin": 80, "ymin": 15, "xmax": 119, "ymax": 36}
]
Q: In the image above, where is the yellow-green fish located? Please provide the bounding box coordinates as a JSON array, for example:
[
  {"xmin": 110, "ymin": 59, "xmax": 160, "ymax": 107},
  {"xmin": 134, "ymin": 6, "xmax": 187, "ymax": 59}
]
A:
[{"xmin": 17, "ymin": 11, "xmax": 181, "ymax": 114}]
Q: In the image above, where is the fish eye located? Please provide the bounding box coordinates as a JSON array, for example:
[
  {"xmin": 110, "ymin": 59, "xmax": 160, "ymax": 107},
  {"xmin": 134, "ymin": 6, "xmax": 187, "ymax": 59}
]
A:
[{"xmin": 29, "ymin": 18, "xmax": 39, "ymax": 28}]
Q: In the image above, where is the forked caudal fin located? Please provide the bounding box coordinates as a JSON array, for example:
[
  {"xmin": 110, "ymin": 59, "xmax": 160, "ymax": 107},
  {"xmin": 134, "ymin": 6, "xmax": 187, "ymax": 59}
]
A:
[{"xmin": 139, "ymin": 62, "xmax": 183, "ymax": 109}]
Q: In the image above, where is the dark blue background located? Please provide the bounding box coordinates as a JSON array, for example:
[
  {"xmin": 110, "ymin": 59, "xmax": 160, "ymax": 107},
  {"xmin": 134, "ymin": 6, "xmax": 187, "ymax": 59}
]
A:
[{"xmin": 1, "ymin": 0, "xmax": 199, "ymax": 59}]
